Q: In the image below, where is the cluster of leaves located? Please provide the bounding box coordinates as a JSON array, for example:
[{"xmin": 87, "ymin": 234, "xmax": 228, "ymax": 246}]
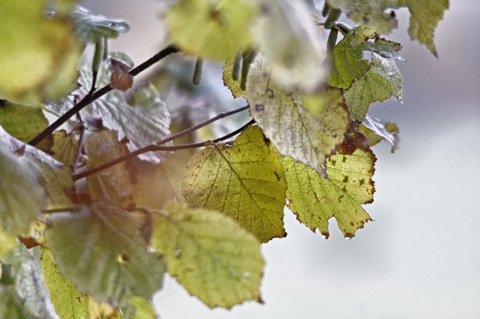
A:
[{"xmin": 0, "ymin": 0, "xmax": 448, "ymax": 318}]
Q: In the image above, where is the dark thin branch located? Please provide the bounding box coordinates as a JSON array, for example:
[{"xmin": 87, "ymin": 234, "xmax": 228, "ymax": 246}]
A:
[
  {"xmin": 72, "ymin": 118, "xmax": 254, "ymax": 181},
  {"xmin": 28, "ymin": 45, "xmax": 179, "ymax": 146}
]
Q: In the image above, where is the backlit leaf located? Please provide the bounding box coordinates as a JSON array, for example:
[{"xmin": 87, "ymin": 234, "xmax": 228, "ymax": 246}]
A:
[
  {"xmin": 283, "ymin": 138, "xmax": 375, "ymax": 239},
  {"xmin": 41, "ymin": 250, "xmax": 89, "ymax": 319},
  {"xmin": 345, "ymin": 53, "xmax": 403, "ymax": 121},
  {"xmin": 165, "ymin": 0, "xmax": 254, "ymax": 60},
  {"xmin": 181, "ymin": 125, "xmax": 287, "ymax": 242},
  {"xmin": 249, "ymin": 0, "xmax": 327, "ymax": 91},
  {"xmin": 151, "ymin": 202, "xmax": 264, "ymax": 308},
  {"xmin": 84, "ymin": 130, "xmax": 134, "ymax": 209},
  {"xmin": 0, "ymin": 0, "xmax": 81, "ymax": 103},
  {"xmin": 71, "ymin": 6, "xmax": 130, "ymax": 44},
  {"xmin": 44, "ymin": 203, "xmax": 165, "ymax": 305},
  {"xmin": 247, "ymin": 55, "xmax": 349, "ymax": 174}
]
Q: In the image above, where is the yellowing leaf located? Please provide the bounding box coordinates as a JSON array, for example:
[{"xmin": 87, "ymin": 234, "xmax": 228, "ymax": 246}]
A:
[
  {"xmin": 0, "ymin": 0, "xmax": 81, "ymax": 103},
  {"xmin": 223, "ymin": 56, "xmax": 245, "ymax": 99},
  {"xmin": 344, "ymin": 53, "xmax": 403, "ymax": 121},
  {"xmin": 41, "ymin": 250, "xmax": 89, "ymax": 319},
  {"xmin": 249, "ymin": 0, "xmax": 327, "ymax": 91},
  {"xmin": 51, "ymin": 130, "xmax": 78, "ymax": 173},
  {"xmin": 181, "ymin": 125, "xmax": 287, "ymax": 242},
  {"xmin": 247, "ymin": 55, "xmax": 349, "ymax": 174},
  {"xmin": 165, "ymin": 0, "xmax": 253, "ymax": 60},
  {"xmin": 283, "ymin": 141, "xmax": 375, "ymax": 239},
  {"xmin": 84, "ymin": 130, "xmax": 134, "ymax": 209},
  {"xmin": 326, "ymin": 0, "xmax": 449, "ymax": 55},
  {"xmin": 44, "ymin": 203, "xmax": 165, "ymax": 305},
  {"xmin": 151, "ymin": 202, "xmax": 264, "ymax": 308}
]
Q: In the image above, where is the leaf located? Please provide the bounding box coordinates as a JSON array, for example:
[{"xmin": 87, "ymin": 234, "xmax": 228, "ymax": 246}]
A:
[
  {"xmin": 84, "ymin": 130, "xmax": 134, "ymax": 209},
  {"xmin": 360, "ymin": 115, "xmax": 399, "ymax": 152},
  {"xmin": 181, "ymin": 125, "xmax": 287, "ymax": 243},
  {"xmin": 44, "ymin": 203, "xmax": 165, "ymax": 306},
  {"xmin": 0, "ymin": 284, "xmax": 36, "ymax": 319},
  {"xmin": 151, "ymin": 202, "xmax": 264, "ymax": 308},
  {"xmin": 79, "ymin": 62, "xmax": 172, "ymax": 163},
  {"xmin": 0, "ymin": 142, "xmax": 46, "ymax": 236},
  {"xmin": 71, "ymin": 6, "xmax": 130, "ymax": 44},
  {"xmin": 344, "ymin": 53, "xmax": 403, "ymax": 121},
  {"xmin": 223, "ymin": 57, "xmax": 245, "ymax": 99},
  {"xmin": 326, "ymin": 0, "xmax": 449, "ymax": 55},
  {"xmin": 41, "ymin": 250, "xmax": 89, "ymax": 319},
  {"xmin": 165, "ymin": 0, "xmax": 254, "ymax": 60},
  {"xmin": 282, "ymin": 135, "xmax": 375, "ymax": 239},
  {"xmin": 0, "ymin": 103, "xmax": 49, "ymax": 146},
  {"xmin": 0, "ymin": 228, "xmax": 16, "ymax": 257},
  {"xmin": 0, "ymin": 0, "xmax": 81, "ymax": 103},
  {"xmin": 122, "ymin": 296, "xmax": 157, "ymax": 319},
  {"xmin": 110, "ymin": 58, "xmax": 134, "ymax": 91},
  {"xmin": 249, "ymin": 0, "xmax": 327, "ymax": 91},
  {"xmin": 405, "ymin": 0, "xmax": 449, "ymax": 56},
  {"xmin": 51, "ymin": 130, "xmax": 78, "ymax": 173},
  {"xmin": 247, "ymin": 54, "xmax": 349, "ymax": 174}
]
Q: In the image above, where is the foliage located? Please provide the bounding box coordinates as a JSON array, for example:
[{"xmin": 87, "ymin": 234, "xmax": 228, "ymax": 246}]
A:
[{"xmin": 0, "ymin": 0, "xmax": 449, "ymax": 317}]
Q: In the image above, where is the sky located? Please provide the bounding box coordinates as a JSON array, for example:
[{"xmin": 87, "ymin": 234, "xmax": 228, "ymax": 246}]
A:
[{"xmin": 82, "ymin": 1, "xmax": 480, "ymax": 318}]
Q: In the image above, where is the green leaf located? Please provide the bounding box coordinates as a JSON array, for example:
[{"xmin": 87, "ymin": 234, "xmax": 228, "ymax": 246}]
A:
[
  {"xmin": 0, "ymin": 103, "xmax": 49, "ymax": 145},
  {"xmin": 223, "ymin": 56, "xmax": 245, "ymax": 99},
  {"xmin": 165, "ymin": 0, "xmax": 254, "ymax": 60},
  {"xmin": 247, "ymin": 55, "xmax": 349, "ymax": 174},
  {"xmin": 283, "ymin": 136, "xmax": 375, "ymax": 239},
  {"xmin": 0, "ymin": 0, "xmax": 81, "ymax": 103},
  {"xmin": 0, "ymin": 229, "xmax": 16, "ymax": 257},
  {"xmin": 249, "ymin": 0, "xmax": 327, "ymax": 91},
  {"xmin": 344, "ymin": 53, "xmax": 403, "ymax": 121},
  {"xmin": 71, "ymin": 6, "xmax": 130, "ymax": 44},
  {"xmin": 151, "ymin": 202, "xmax": 264, "ymax": 308},
  {"xmin": 328, "ymin": 25, "xmax": 375, "ymax": 90},
  {"xmin": 44, "ymin": 203, "xmax": 165, "ymax": 306},
  {"xmin": 181, "ymin": 125, "xmax": 287, "ymax": 243},
  {"xmin": 405, "ymin": 0, "xmax": 449, "ymax": 56},
  {"xmin": 41, "ymin": 250, "xmax": 89, "ymax": 319},
  {"xmin": 0, "ymin": 141, "xmax": 46, "ymax": 236},
  {"xmin": 0, "ymin": 284, "xmax": 36, "ymax": 319},
  {"xmin": 84, "ymin": 130, "xmax": 134, "ymax": 209},
  {"xmin": 122, "ymin": 296, "xmax": 157, "ymax": 319},
  {"xmin": 79, "ymin": 62, "xmax": 172, "ymax": 163},
  {"xmin": 326, "ymin": 0, "xmax": 449, "ymax": 55}
]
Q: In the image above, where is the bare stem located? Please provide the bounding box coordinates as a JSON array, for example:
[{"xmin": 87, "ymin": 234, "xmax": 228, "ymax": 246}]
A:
[{"xmin": 28, "ymin": 45, "xmax": 179, "ymax": 146}]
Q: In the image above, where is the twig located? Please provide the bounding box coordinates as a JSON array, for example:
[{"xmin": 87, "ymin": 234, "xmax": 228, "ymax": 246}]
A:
[
  {"xmin": 28, "ymin": 45, "xmax": 179, "ymax": 146},
  {"xmin": 72, "ymin": 118, "xmax": 254, "ymax": 181}
]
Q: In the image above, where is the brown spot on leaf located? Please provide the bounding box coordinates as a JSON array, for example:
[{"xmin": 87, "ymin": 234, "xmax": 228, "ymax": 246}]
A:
[{"xmin": 342, "ymin": 176, "xmax": 349, "ymax": 183}]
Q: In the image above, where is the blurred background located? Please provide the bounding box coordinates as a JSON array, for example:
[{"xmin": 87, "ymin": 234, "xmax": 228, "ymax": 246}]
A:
[{"xmin": 82, "ymin": 1, "xmax": 480, "ymax": 318}]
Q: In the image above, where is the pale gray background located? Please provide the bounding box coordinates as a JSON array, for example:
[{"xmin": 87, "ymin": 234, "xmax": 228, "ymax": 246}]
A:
[{"xmin": 82, "ymin": 1, "xmax": 480, "ymax": 318}]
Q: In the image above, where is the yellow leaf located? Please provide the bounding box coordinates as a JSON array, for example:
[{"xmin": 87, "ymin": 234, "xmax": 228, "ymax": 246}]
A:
[
  {"xmin": 181, "ymin": 125, "xmax": 286, "ymax": 242},
  {"xmin": 0, "ymin": 0, "xmax": 81, "ymax": 103}
]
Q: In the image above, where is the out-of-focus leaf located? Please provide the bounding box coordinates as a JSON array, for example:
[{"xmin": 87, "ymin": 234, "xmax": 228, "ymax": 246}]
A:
[
  {"xmin": 84, "ymin": 130, "xmax": 134, "ymax": 209},
  {"xmin": 0, "ymin": 141, "xmax": 45, "ymax": 237},
  {"xmin": 223, "ymin": 57, "xmax": 245, "ymax": 99},
  {"xmin": 247, "ymin": 55, "xmax": 349, "ymax": 174},
  {"xmin": 0, "ymin": 103, "xmax": 49, "ymax": 146},
  {"xmin": 122, "ymin": 296, "xmax": 156, "ymax": 319},
  {"xmin": 0, "ymin": 0, "xmax": 81, "ymax": 104},
  {"xmin": 326, "ymin": 0, "xmax": 449, "ymax": 56},
  {"xmin": 71, "ymin": 6, "xmax": 130, "ymax": 44},
  {"xmin": 79, "ymin": 61, "xmax": 172, "ymax": 163},
  {"xmin": 249, "ymin": 0, "xmax": 327, "ymax": 91},
  {"xmin": 283, "ymin": 133, "xmax": 375, "ymax": 239},
  {"xmin": 361, "ymin": 115, "xmax": 399, "ymax": 152},
  {"xmin": 41, "ymin": 250, "xmax": 89, "ymax": 319},
  {"xmin": 152, "ymin": 202, "xmax": 264, "ymax": 308},
  {"xmin": 345, "ymin": 53, "xmax": 403, "ymax": 121},
  {"xmin": 6, "ymin": 246, "xmax": 54, "ymax": 319},
  {"xmin": 0, "ymin": 229, "xmax": 16, "ymax": 257},
  {"xmin": 0, "ymin": 284, "xmax": 36, "ymax": 319},
  {"xmin": 181, "ymin": 125, "xmax": 287, "ymax": 242},
  {"xmin": 44, "ymin": 203, "xmax": 165, "ymax": 305},
  {"xmin": 165, "ymin": 0, "xmax": 254, "ymax": 60}
]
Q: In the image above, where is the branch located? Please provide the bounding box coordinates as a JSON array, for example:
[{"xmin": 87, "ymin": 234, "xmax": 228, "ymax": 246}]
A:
[
  {"xmin": 71, "ymin": 112, "xmax": 253, "ymax": 181},
  {"xmin": 28, "ymin": 45, "xmax": 179, "ymax": 146}
]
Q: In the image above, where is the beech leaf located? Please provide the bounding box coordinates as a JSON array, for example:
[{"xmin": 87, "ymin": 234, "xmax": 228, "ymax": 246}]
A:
[
  {"xmin": 181, "ymin": 125, "xmax": 287, "ymax": 242},
  {"xmin": 151, "ymin": 202, "xmax": 264, "ymax": 308}
]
